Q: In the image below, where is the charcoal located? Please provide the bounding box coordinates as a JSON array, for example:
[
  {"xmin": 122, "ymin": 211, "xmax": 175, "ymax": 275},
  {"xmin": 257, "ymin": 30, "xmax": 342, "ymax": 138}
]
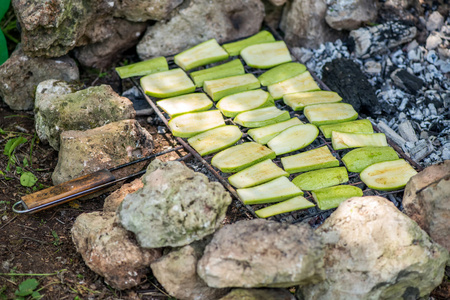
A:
[
  {"xmin": 390, "ymin": 68, "xmax": 424, "ymax": 94},
  {"xmin": 398, "ymin": 120, "xmax": 418, "ymax": 143},
  {"xmin": 377, "ymin": 121, "xmax": 407, "ymax": 148},
  {"xmin": 322, "ymin": 58, "xmax": 380, "ymax": 115}
]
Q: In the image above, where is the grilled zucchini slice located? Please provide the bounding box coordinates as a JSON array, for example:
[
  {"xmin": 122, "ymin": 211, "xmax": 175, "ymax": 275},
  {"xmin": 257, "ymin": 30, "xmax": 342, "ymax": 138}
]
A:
[
  {"xmin": 204, "ymin": 74, "xmax": 260, "ymax": 101},
  {"xmin": 258, "ymin": 62, "xmax": 307, "ymax": 86},
  {"xmin": 140, "ymin": 68, "xmax": 195, "ymax": 98},
  {"xmin": 237, "ymin": 177, "xmax": 303, "ymax": 205},
  {"xmin": 267, "ymin": 124, "xmax": 319, "ymax": 155},
  {"xmin": 360, "ymin": 159, "xmax": 417, "ymax": 191},
  {"xmin": 283, "ymin": 90, "xmax": 342, "ymax": 111},
  {"xmin": 255, "ymin": 196, "xmax": 315, "ymax": 218},
  {"xmin": 115, "ymin": 56, "xmax": 168, "ymax": 78},
  {"xmin": 342, "ymin": 146, "xmax": 398, "ymax": 173},
  {"xmin": 189, "ymin": 59, "xmax": 245, "ymax": 87},
  {"xmin": 268, "ymin": 71, "xmax": 320, "ymax": 100},
  {"xmin": 217, "ymin": 89, "xmax": 274, "ymax": 118},
  {"xmin": 222, "ymin": 31, "xmax": 276, "ymax": 56},
  {"xmin": 157, "ymin": 93, "xmax": 213, "ymax": 117},
  {"xmin": 281, "ymin": 146, "xmax": 339, "ymax": 174},
  {"xmin": 240, "ymin": 41, "xmax": 292, "ymax": 69},
  {"xmin": 174, "ymin": 39, "xmax": 229, "ymax": 71},
  {"xmin": 292, "ymin": 167, "xmax": 349, "ymax": 191},
  {"xmin": 234, "ymin": 106, "xmax": 290, "ymax": 128},
  {"xmin": 304, "ymin": 103, "xmax": 358, "ymax": 126},
  {"xmin": 319, "ymin": 119, "xmax": 373, "ymax": 139},
  {"xmin": 331, "ymin": 132, "xmax": 388, "ymax": 150},
  {"xmin": 228, "ymin": 159, "xmax": 289, "ymax": 189},
  {"xmin": 168, "ymin": 110, "xmax": 225, "ymax": 138},
  {"xmin": 312, "ymin": 185, "xmax": 363, "ymax": 210},
  {"xmin": 247, "ymin": 118, "xmax": 302, "ymax": 145},
  {"xmin": 187, "ymin": 125, "xmax": 242, "ymax": 156}
]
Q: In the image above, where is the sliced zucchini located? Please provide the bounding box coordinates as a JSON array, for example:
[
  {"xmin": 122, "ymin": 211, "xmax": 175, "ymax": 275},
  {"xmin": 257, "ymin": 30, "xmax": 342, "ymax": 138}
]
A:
[
  {"xmin": 312, "ymin": 185, "xmax": 363, "ymax": 210},
  {"xmin": 267, "ymin": 124, "xmax": 319, "ymax": 155},
  {"xmin": 174, "ymin": 39, "xmax": 229, "ymax": 71},
  {"xmin": 360, "ymin": 159, "xmax": 417, "ymax": 191},
  {"xmin": 187, "ymin": 125, "xmax": 242, "ymax": 156},
  {"xmin": 331, "ymin": 132, "xmax": 388, "ymax": 150},
  {"xmin": 222, "ymin": 31, "xmax": 276, "ymax": 56},
  {"xmin": 237, "ymin": 177, "xmax": 303, "ymax": 205},
  {"xmin": 240, "ymin": 41, "xmax": 292, "ymax": 69},
  {"xmin": 292, "ymin": 167, "xmax": 349, "ymax": 191},
  {"xmin": 283, "ymin": 91, "xmax": 342, "ymax": 111},
  {"xmin": 216, "ymin": 89, "xmax": 274, "ymax": 118},
  {"xmin": 211, "ymin": 142, "xmax": 276, "ymax": 173},
  {"xmin": 281, "ymin": 146, "xmax": 339, "ymax": 174},
  {"xmin": 168, "ymin": 110, "xmax": 225, "ymax": 138},
  {"xmin": 319, "ymin": 119, "xmax": 373, "ymax": 139},
  {"xmin": 342, "ymin": 146, "xmax": 399, "ymax": 173},
  {"xmin": 268, "ymin": 71, "xmax": 320, "ymax": 100},
  {"xmin": 140, "ymin": 68, "xmax": 195, "ymax": 98},
  {"xmin": 115, "ymin": 56, "xmax": 168, "ymax": 78},
  {"xmin": 189, "ymin": 59, "xmax": 245, "ymax": 87},
  {"xmin": 157, "ymin": 93, "xmax": 213, "ymax": 117},
  {"xmin": 304, "ymin": 103, "xmax": 358, "ymax": 126},
  {"xmin": 234, "ymin": 106, "xmax": 290, "ymax": 128},
  {"xmin": 228, "ymin": 159, "xmax": 289, "ymax": 189},
  {"xmin": 247, "ymin": 118, "xmax": 302, "ymax": 145},
  {"xmin": 204, "ymin": 74, "xmax": 260, "ymax": 101},
  {"xmin": 258, "ymin": 62, "xmax": 307, "ymax": 86},
  {"xmin": 255, "ymin": 196, "xmax": 315, "ymax": 218}
]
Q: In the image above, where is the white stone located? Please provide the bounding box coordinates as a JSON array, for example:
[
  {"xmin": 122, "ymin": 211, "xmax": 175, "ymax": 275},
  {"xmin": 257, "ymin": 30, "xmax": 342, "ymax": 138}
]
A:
[
  {"xmin": 426, "ymin": 32, "xmax": 442, "ymax": 50},
  {"xmin": 426, "ymin": 11, "xmax": 444, "ymax": 32}
]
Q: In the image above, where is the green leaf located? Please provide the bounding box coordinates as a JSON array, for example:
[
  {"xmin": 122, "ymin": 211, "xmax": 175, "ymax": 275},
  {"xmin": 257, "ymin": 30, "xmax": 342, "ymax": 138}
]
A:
[
  {"xmin": 0, "ymin": 0, "xmax": 10, "ymax": 21},
  {"xmin": 31, "ymin": 291, "xmax": 41, "ymax": 299},
  {"xmin": 15, "ymin": 278, "xmax": 39, "ymax": 296},
  {"xmin": 20, "ymin": 172, "xmax": 38, "ymax": 187},
  {"xmin": 0, "ymin": 30, "xmax": 8, "ymax": 66},
  {"xmin": 0, "ymin": 128, "xmax": 5, "ymax": 134},
  {"xmin": 4, "ymin": 136, "xmax": 27, "ymax": 157},
  {"xmin": 16, "ymin": 166, "xmax": 23, "ymax": 174},
  {"xmin": 23, "ymin": 157, "xmax": 29, "ymax": 167}
]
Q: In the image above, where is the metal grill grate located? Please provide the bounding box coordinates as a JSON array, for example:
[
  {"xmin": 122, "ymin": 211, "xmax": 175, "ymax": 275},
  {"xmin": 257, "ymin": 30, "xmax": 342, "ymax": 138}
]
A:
[{"xmin": 128, "ymin": 34, "xmax": 423, "ymax": 225}]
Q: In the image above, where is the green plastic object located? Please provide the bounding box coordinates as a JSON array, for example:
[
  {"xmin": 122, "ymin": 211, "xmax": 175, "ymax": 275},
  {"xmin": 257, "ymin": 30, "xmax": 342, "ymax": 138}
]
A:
[
  {"xmin": 360, "ymin": 159, "xmax": 417, "ymax": 191},
  {"xmin": 168, "ymin": 110, "xmax": 225, "ymax": 138},
  {"xmin": 268, "ymin": 71, "xmax": 320, "ymax": 100},
  {"xmin": 240, "ymin": 41, "xmax": 292, "ymax": 69},
  {"xmin": 203, "ymin": 73, "xmax": 260, "ymax": 101},
  {"xmin": 283, "ymin": 90, "xmax": 342, "ymax": 111},
  {"xmin": 233, "ymin": 106, "xmax": 290, "ymax": 128},
  {"xmin": 331, "ymin": 132, "xmax": 388, "ymax": 150},
  {"xmin": 157, "ymin": 93, "xmax": 213, "ymax": 118},
  {"xmin": 189, "ymin": 59, "xmax": 245, "ymax": 87},
  {"xmin": 237, "ymin": 176, "xmax": 303, "ymax": 205},
  {"xmin": 174, "ymin": 39, "xmax": 229, "ymax": 71},
  {"xmin": 281, "ymin": 146, "xmax": 339, "ymax": 174},
  {"xmin": 255, "ymin": 196, "xmax": 314, "ymax": 218},
  {"xmin": 292, "ymin": 167, "xmax": 349, "ymax": 191},
  {"xmin": 247, "ymin": 118, "xmax": 302, "ymax": 145},
  {"xmin": 217, "ymin": 89, "xmax": 274, "ymax": 118},
  {"xmin": 222, "ymin": 30, "xmax": 276, "ymax": 56},
  {"xmin": 140, "ymin": 68, "xmax": 195, "ymax": 98},
  {"xmin": 319, "ymin": 119, "xmax": 373, "ymax": 139},
  {"xmin": 342, "ymin": 146, "xmax": 398, "ymax": 173},
  {"xmin": 228, "ymin": 159, "xmax": 289, "ymax": 189},
  {"xmin": 211, "ymin": 142, "xmax": 276, "ymax": 173},
  {"xmin": 258, "ymin": 62, "xmax": 307, "ymax": 86},
  {"xmin": 304, "ymin": 103, "xmax": 358, "ymax": 126},
  {"xmin": 115, "ymin": 57, "xmax": 168, "ymax": 78},
  {"xmin": 187, "ymin": 125, "xmax": 242, "ymax": 156},
  {"xmin": 312, "ymin": 185, "xmax": 363, "ymax": 210}
]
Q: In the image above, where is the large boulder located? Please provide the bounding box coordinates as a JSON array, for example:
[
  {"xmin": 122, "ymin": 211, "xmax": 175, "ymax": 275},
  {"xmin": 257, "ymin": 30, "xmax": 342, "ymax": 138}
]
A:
[
  {"xmin": 0, "ymin": 46, "xmax": 79, "ymax": 110},
  {"xmin": 137, "ymin": 0, "xmax": 265, "ymax": 59},
  {"xmin": 150, "ymin": 238, "xmax": 229, "ymax": 300},
  {"xmin": 72, "ymin": 212, "xmax": 161, "ymax": 290},
  {"xmin": 118, "ymin": 159, "xmax": 232, "ymax": 248},
  {"xmin": 219, "ymin": 288, "xmax": 296, "ymax": 300},
  {"xmin": 52, "ymin": 119, "xmax": 153, "ymax": 185},
  {"xmin": 35, "ymin": 83, "xmax": 135, "ymax": 151},
  {"xmin": 73, "ymin": 18, "xmax": 146, "ymax": 68},
  {"xmin": 325, "ymin": 0, "xmax": 377, "ymax": 31},
  {"xmin": 103, "ymin": 178, "xmax": 144, "ymax": 213},
  {"xmin": 298, "ymin": 196, "xmax": 449, "ymax": 300},
  {"xmin": 280, "ymin": 0, "xmax": 342, "ymax": 48},
  {"xmin": 197, "ymin": 219, "xmax": 325, "ymax": 288},
  {"xmin": 403, "ymin": 160, "xmax": 450, "ymax": 251},
  {"xmin": 114, "ymin": 0, "xmax": 183, "ymax": 22}
]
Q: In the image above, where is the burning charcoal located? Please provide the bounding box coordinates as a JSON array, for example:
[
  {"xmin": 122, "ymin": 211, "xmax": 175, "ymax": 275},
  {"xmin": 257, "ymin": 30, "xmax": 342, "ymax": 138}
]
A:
[
  {"xmin": 398, "ymin": 120, "xmax": 418, "ymax": 143},
  {"xmin": 322, "ymin": 58, "xmax": 380, "ymax": 115},
  {"xmin": 390, "ymin": 68, "xmax": 424, "ymax": 94}
]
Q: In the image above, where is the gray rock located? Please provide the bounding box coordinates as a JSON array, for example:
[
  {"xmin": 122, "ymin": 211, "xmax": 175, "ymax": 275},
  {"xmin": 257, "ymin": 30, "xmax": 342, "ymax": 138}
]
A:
[
  {"xmin": 390, "ymin": 68, "xmax": 424, "ymax": 94},
  {"xmin": 280, "ymin": 0, "xmax": 342, "ymax": 48},
  {"xmin": 267, "ymin": 0, "xmax": 286, "ymax": 6},
  {"xmin": 219, "ymin": 288, "xmax": 296, "ymax": 300},
  {"xmin": 137, "ymin": 0, "xmax": 264, "ymax": 59},
  {"xmin": 74, "ymin": 18, "xmax": 146, "ymax": 68},
  {"xmin": 114, "ymin": 0, "xmax": 183, "ymax": 22},
  {"xmin": 325, "ymin": 0, "xmax": 377, "ymax": 31},
  {"xmin": 426, "ymin": 32, "xmax": 442, "ymax": 50},
  {"xmin": 52, "ymin": 119, "xmax": 153, "ymax": 185},
  {"xmin": 118, "ymin": 159, "xmax": 232, "ymax": 248},
  {"xmin": 263, "ymin": 0, "xmax": 285, "ymax": 30},
  {"xmin": 103, "ymin": 178, "xmax": 143, "ymax": 213},
  {"xmin": 151, "ymin": 238, "xmax": 229, "ymax": 300},
  {"xmin": 426, "ymin": 11, "xmax": 444, "ymax": 32},
  {"xmin": 35, "ymin": 84, "xmax": 136, "ymax": 151},
  {"xmin": 197, "ymin": 219, "xmax": 325, "ymax": 288},
  {"xmin": 349, "ymin": 22, "xmax": 417, "ymax": 58},
  {"xmin": 299, "ymin": 196, "xmax": 449, "ymax": 300},
  {"xmin": 403, "ymin": 160, "xmax": 450, "ymax": 251},
  {"xmin": 72, "ymin": 212, "xmax": 162, "ymax": 290},
  {"xmin": 0, "ymin": 46, "xmax": 79, "ymax": 110}
]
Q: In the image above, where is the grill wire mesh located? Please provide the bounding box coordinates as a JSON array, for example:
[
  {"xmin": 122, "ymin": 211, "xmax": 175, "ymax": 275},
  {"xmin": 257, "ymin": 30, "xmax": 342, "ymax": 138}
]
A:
[{"xmin": 128, "ymin": 39, "xmax": 423, "ymax": 226}]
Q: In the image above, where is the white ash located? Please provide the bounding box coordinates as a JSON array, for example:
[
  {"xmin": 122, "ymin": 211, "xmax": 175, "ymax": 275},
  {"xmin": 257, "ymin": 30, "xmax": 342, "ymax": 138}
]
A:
[{"xmin": 293, "ymin": 18, "xmax": 450, "ymax": 168}]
